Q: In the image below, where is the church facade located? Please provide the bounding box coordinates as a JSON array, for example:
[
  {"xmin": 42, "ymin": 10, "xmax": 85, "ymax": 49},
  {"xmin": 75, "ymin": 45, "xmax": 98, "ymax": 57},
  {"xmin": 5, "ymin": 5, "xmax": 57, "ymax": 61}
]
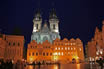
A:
[
  {"xmin": 31, "ymin": 9, "xmax": 60, "ymax": 43},
  {"xmin": 27, "ymin": 9, "xmax": 84, "ymax": 63}
]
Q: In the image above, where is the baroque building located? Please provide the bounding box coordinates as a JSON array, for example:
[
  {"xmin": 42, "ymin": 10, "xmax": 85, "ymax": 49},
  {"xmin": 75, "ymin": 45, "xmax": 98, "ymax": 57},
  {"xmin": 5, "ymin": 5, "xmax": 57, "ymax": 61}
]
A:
[
  {"xmin": 27, "ymin": 9, "xmax": 84, "ymax": 63},
  {"xmin": 0, "ymin": 34, "xmax": 24, "ymax": 63},
  {"xmin": 87, "ymin": 20, "xmax": 104, "ymax": 61},
  {"xmin": 27, "ymin": 38, "xmax": 84, "ymax": 63}
]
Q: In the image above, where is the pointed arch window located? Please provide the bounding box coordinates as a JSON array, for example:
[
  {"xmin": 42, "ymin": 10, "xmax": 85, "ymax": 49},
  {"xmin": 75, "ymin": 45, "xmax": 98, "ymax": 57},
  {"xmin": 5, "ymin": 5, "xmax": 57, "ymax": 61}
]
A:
[
  {"xmin": 36, "ymin": 24, "xmax": 38, "ymax": 29},
  {"xmin": 53, "ymin": 24, "xmax": 56, "ymax": 29}
]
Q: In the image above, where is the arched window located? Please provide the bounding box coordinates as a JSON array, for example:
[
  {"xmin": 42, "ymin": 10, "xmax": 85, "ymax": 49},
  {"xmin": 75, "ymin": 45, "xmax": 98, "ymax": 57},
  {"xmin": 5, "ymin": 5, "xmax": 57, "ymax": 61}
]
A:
[
  {"xmin": 36, "ymin": 52, "xmax": 38, "ymax": 56},
  {"xmin": 9, "ymin": 42, "xmax": 11, "ymax": 46},
  {"xmin": 36, "ymin": 24, "xmax": 38, "ymax": 29},
  {"xmin": 13, "ymin": 43, "xmax": 15, "ymax": 46},
  {"xmin": 18, "ymin": 43, "xmax": 20, "ymax": 46},
  {"xmin": 43, "ymin": 36, "xmax": 48, "ymax": 41},
  {"xmin": 47, "ymin": 53, "xmax": 48, "ymax": 56},
  {"xmin": 43, "ymin": 52, "xmax": 45, "ymax": 56},
  {"xmin": 53, "ymin": 24, "xmax": 55, "ymax": 29},
  {"xmin": 50, "ymin": 53, "xmax": 52, "ymax": 56},
  {"xmin": 32, "ymin": 52, "xmax": 34, "ymax": 56}
]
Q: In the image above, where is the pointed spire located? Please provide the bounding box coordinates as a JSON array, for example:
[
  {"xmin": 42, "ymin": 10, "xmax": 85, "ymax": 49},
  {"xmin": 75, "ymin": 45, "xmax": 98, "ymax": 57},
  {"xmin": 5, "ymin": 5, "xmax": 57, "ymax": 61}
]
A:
[
  {"xmin": 95, "ymin": 27, "xmax": 99, "ymax": 33},
  {"xmin": 49, "ymin": 8, "xmax": 58, "ymax": 19},
  {"xmin": 34, "ymin": 9, "xmax": 42, "ymax": 21}
]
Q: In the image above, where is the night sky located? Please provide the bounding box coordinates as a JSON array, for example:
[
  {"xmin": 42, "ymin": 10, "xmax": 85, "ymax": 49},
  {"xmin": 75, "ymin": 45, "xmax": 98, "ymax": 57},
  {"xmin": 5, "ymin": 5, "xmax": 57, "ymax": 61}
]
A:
[{"xmin": 0, "ymin": 0, "xmax": 104, "ymax": 48}]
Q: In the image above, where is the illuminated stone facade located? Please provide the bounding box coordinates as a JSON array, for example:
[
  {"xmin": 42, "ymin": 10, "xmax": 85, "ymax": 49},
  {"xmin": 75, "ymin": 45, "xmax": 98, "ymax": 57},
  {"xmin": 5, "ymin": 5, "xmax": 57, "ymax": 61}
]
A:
[
  {"xmin": 31, "ymin": 9, "xmax": 60, "ymax": 43},
  {"xmin": 0, "ymin": 34, "xmax": 24, "ymax": 62},
  {"xmin": 87, "ymin": 20, "xmax": 104, "ymax": 61},
  {"xmin": 27, "ymin": 38, "xmax": 84, "ymax": 63},
  {"xmin": 27, "ymin": 9, "xmax": 84, "ymax": 63}
]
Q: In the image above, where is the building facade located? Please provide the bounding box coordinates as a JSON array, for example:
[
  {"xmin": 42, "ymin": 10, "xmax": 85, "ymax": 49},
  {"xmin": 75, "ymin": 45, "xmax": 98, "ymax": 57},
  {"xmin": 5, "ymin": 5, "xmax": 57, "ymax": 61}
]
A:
[
  {"xmin": 87, "ymin": 20, "xmax": 104, "ymax": 61},
  {"xmin": 27, "ymin": 9, "xmax": 84, "ymax": 63},
  {"xmin": 0, "ymin": 34, "xmax": 24, "ymax": 63},
  {"xmin": 27, "ymin": 38, "xmax": 84, "ymax": 63}
]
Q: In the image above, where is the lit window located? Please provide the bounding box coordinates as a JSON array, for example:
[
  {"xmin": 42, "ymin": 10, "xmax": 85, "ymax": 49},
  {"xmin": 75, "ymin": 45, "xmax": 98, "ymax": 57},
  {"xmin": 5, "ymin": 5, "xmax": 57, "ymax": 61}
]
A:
[
  {"xmin": 53, "ymin": 52, "xmax": 57, "ymax": 55},
  {"xmin": 71, "ymin": 48, "xmax": 73, "ymax": 50},
  {"xmin": 74, "ymin": 48, "xmax": 76, "ymax": 50},
  {"xmin": 100, "ymin": 51, "xmax": 103, "ymax": 54},
  {"xmin": 79, "ymin": 48, "xmax": 81, "ymax": 51},
  {"xmin": 58, "ymin": 47, "xmax": 60, "ymax": 50},
  {"xmin": 71, "ymin": 43, "xmax": 72, "ymax": 45},
  {"xmin": 96, "ymin": 52, "xmax": 99, "ymax": 55},
  {"xmin": 61, "ymin": 52, "xmax": 63, "ymax": 56},
  {"xmin": 68, "ymin": 47, "xmax": 70, "ymax": 50},
  {"xmin": 58, "ymin": 52, "xmax": 60, "ymax": 55},
  {"xmin": 65, "ymin": 47, "xmax": 67, "ymax": 50},
  {"xmin": 61, "ymin": 47, "xmax": 63, "ymax": 50},
  {"xmin": 55, "ymin": 47, "xmax": 57, "ymax": 50}
]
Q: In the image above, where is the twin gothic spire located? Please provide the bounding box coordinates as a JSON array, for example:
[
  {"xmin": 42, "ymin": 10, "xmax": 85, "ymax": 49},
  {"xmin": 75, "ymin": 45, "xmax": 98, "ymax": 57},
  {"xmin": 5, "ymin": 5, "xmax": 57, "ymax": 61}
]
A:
[
  {"xmin": 34, "ymin": 8, "xmax": 58, "ymax": 21},
  {"xmin": 32, "ymin": 8, "xmax": 59, "ymax": 33}
]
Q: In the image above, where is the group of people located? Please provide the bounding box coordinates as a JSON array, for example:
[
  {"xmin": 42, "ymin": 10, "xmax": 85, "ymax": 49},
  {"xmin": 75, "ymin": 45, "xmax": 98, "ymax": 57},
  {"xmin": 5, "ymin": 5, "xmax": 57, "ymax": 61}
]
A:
[
  {"xmin": 0, "ymin": 59, "xmax": 13, "ymax": 69},
  {"xmin": 0, "ymin": 59, "xmax": 26, "ymax": 69}
]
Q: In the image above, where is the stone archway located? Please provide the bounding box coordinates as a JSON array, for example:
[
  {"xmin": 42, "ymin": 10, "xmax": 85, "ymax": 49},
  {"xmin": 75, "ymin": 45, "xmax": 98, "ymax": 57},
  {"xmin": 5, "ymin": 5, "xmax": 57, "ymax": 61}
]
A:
[{"xmin": 43, "ymin": 36, "xmax": 48, "ymax": 42}]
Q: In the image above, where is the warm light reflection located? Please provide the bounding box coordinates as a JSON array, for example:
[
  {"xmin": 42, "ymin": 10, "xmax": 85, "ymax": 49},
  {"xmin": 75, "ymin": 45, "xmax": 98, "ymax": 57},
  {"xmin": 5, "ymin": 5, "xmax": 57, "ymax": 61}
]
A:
[
  {"xmin": 28, "ymin": 65, "xmax": 33, "ymax": 69},
  {"xmin": 76, "ymin": 64, "xmax": 80, "ymax": 69},
  {"xmin": 30, "ymin": 57, "xmax": 33, "ymax": 63},
  {"xmin": 53, "ymin": 56, "xmax": 58, "ymax": 61},
  {"xmin": 53, "ymin": 65, "xmax": 58, "ymax": 69}
]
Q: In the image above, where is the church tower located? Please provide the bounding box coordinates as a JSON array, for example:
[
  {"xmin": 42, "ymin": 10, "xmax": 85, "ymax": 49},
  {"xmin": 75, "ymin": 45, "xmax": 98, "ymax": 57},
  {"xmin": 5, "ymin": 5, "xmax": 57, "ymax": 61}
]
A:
[
  {"xmin": 33, "ymin": 9, "xmax": 42, "ymax": 32},
  {"xmin": 49, "ymin": 9, "xmax": 59, "ymax": 33}
]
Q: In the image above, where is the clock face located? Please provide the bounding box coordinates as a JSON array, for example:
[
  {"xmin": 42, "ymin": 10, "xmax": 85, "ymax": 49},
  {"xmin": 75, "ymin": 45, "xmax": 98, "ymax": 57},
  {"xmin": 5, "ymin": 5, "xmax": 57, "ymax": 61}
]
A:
[{"xmin": 52, "ymin": 35, "xmax": 56, "ymax": 40}]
